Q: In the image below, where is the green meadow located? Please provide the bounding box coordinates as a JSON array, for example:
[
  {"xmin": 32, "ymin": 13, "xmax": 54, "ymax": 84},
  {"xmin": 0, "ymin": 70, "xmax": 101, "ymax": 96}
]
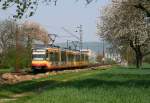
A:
[{"xmin": 0, "ymin": 66, "xmax": 150, "ymax": 103}]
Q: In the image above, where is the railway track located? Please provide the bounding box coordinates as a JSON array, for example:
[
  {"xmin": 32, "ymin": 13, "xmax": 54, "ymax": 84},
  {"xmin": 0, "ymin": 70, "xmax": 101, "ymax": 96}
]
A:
[
  {"xmin": 0, "ymin": 64, "xmax": 112, "ymax": 84},
  {"xmin": 31, "ymin": 63, "xmax": 111, "ymax": 73}
]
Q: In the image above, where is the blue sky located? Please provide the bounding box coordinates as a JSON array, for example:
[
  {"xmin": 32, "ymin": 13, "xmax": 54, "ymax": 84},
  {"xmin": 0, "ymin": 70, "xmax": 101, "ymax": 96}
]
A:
[{"xmin": 0, "ymin": 0, "xmax": 110, "ymax": 43}]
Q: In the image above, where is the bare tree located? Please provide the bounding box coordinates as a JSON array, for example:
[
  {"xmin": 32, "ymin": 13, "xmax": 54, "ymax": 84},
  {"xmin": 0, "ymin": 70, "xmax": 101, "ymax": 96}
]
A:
[
  {"xmin": 97, "ymin": 0, "xmax": 150, "ymax": 68},
  {"xmin": 22, "ymin": 21, "xmax": 49, "ymax": 46},
  {"xmin": 0, "ymin": 20, "xmax": 16, "ymax": 53},
  {"xmin": 0, "ymin": 20, "xmax": 17, "ymax": 65},
  {"xmin": 0, "ymin": 20, "xmax": 16, "ymax": 66}
]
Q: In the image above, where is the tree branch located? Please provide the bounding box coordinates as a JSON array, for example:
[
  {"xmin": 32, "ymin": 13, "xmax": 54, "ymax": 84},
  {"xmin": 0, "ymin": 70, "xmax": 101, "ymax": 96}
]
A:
[
  {"xmin": 134, "ymin": 3, "xmax": 150, "ymax": 17},
  {"xmin": 129, "ymin": 40, "xmax": 136, "ymax": 51}
]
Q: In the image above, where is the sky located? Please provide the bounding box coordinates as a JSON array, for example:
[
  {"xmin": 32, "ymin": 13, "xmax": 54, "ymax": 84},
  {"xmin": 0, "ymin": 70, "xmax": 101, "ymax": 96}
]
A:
[{"xmin": 0, "ymin": 0, "xmax": 111, "ymax": 43}]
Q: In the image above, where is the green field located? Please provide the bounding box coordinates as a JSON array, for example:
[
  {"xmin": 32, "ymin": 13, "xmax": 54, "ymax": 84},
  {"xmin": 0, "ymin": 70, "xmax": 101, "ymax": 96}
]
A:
[
  {"xmin": 1, "ymin": 66, "xmax": 150, "ymax": 103},
  {"xmin": 0, "ymin": 68, "xmax": 13, "ymax": 74}
]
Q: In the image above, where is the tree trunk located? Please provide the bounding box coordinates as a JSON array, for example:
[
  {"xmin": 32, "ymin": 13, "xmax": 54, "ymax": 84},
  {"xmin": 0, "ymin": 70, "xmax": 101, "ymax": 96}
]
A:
[
  {"xmin": 26, "ymin": 36, "xmax": 32, "ymax": 68},
  {"xmin": 135, "ymin": 48, "xmax": 143, "ymax": 69},
  {"xmin": 139, "ymin": 56, "xmax": 143, "ymax": 68},
  {"xmin": 136, "ymin": 54, "xmax": 140, "ymax": 69}
]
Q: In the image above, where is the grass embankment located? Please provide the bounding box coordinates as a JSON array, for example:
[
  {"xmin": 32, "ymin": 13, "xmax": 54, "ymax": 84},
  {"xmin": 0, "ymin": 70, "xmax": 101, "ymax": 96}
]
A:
[
  {"xmin": 127, "ymin": 63, "xmax": 150, "ymax": 69},
  {"xmin": 0, "ymin": 68, "xmax": 13, "ymax": 74},
  {"xmin": 0, "ymin": 66, "xmax": 150, "ymax": 103}
]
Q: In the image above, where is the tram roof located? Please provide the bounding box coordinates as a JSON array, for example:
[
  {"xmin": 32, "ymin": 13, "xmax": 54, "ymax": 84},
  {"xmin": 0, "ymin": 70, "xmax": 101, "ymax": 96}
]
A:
[{"xmin": 32, "ymin": 45, "xmax": 86, "ymax": 54}]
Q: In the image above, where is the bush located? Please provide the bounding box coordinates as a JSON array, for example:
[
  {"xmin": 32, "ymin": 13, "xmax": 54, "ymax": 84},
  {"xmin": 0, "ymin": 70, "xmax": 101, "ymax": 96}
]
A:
[
  {"xmin": 0, "ymin": 47, "xmax": 31, "ymax": 70},
  {"xmin": 104, "ymin": 58, "xmax": 116, "ymax": 65},
  {"xmin": 96, "ymin": 53, "xmax": 103, "ymax": 63},
  {"xmin": 143, "ymin": 55, "xmax": 150, "ymax": 64}
]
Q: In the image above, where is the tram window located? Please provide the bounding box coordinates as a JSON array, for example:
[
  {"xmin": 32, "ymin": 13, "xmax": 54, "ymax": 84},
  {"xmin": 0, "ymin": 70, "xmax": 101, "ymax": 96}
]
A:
[
  {"xmin": 85, "ymin": 55, "xmax": 89, "ymax": 61},
  {"xmin": 49, "ymin": 52, "xmax": 54, "ymax": 61},
  {"xmin": 73, "ymin": 54, "xmax": 75, "ymax": 61},
  {"xmin": 72, "ymin": 54, "xmax": 75, "ymax": 61},
  {"xmin": 61, "ymin": 51, "xmax": 66, "ymax": 62},
  {"xmin": 68, "ymin": 54, "xmax": 71, "ymax": 62},
  {"xmin": 46, "ymin": 50, "xmax": 48, "ymax": 58},
  {"xmin": 81, "ymin": 54, "xmax": 85, "ymax": 61},
  {"xmin": 32, "ymin": 54, "xmax": 46, "ymax": 60},
  {"xmin": 49, "ymin": 52, "xmax": 59, "ymax": 62},
  {"xmin": 68, "ymin": 54, "xmax": 74, "ymax": 62},
  {"xmin": 76, "ymin": 55, "xmax": 80, "ymax": 61}
]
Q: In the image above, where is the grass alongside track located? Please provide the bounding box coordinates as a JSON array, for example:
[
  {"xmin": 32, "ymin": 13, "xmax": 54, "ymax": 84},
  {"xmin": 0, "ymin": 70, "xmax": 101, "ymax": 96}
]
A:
[
  {"xmin": 1, "ymin": 66, "xmax": 150, "ymax": 103},
  {"xmin": 0, "ymin": 68, "xmax": 13, "ymax": 74}
]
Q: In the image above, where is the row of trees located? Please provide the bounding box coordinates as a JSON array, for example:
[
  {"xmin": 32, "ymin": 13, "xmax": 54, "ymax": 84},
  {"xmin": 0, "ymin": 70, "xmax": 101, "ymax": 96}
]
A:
[
  {"xmin": 0, "ymin": 20, "xmax": 49, "ymax": 69},
  {"xmin": 97, "ymin": 0, "xmax": 150, "ymax": 68}
]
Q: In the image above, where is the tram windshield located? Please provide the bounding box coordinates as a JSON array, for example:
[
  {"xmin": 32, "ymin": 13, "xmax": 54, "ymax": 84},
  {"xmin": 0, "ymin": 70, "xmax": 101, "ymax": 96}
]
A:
[{"xmin": 32, "ymin": 54, "xmax": 46, "ymax": 60}]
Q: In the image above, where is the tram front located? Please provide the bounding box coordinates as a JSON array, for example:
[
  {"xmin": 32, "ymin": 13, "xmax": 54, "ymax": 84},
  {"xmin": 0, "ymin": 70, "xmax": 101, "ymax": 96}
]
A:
[{"xmin": 31, "ymin": 49, "xmax": 48, "ymax": 72}]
